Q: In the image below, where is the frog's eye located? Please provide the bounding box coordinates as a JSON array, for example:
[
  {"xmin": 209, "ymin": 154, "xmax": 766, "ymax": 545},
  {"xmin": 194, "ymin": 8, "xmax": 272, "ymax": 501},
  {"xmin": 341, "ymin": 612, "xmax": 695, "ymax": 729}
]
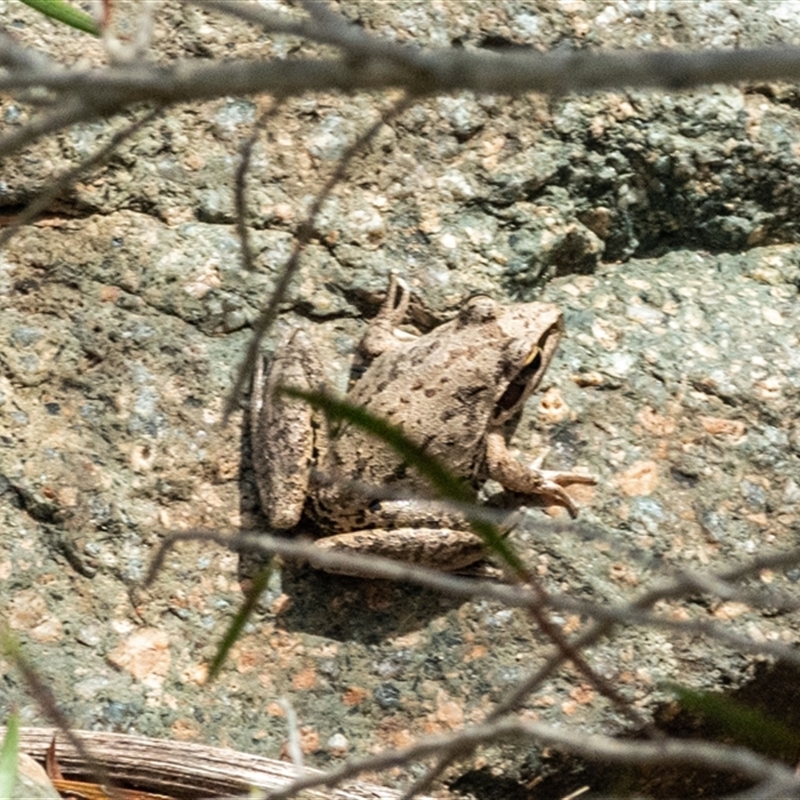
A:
[
  {"xmin": 505, "ymin": 339, "xmax": 541, "ymax": 368},
  {"xmin": 523, "ymin": 344, "xmax": 541, "ymax": 367},
  {"xmin": 459, "ymin": 295, "xmax": 498, "ymax": 324}
]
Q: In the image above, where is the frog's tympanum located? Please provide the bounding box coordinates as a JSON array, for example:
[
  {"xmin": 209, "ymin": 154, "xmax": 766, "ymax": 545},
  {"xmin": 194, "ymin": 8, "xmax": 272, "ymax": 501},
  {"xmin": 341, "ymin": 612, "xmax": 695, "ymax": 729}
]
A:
[{"xmin": 252, "ymin": 276, "xmax": 595, "ymax": 575}]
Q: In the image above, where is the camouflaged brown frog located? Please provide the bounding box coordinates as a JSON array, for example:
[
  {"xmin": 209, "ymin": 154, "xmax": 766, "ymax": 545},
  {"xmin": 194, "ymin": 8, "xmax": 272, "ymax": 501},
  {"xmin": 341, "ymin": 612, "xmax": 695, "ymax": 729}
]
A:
[{"xmin": 252, "ymin": 276, "xmax": 595, "ymax": 576}]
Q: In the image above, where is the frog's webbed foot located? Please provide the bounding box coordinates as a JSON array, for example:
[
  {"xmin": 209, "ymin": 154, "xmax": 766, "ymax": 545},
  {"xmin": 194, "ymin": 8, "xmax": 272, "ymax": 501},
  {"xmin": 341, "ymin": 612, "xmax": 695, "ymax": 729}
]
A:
[
  {"xmin": 485, "ymin": 431, "xmax": 596, "ymax": 519},
  {"xmin": 358, "ymin": 273, "xmax": 415, "ymax": 359},
  {"xmin": 312, "ymin": 527, "xmax": 487, "ymax": 576}
]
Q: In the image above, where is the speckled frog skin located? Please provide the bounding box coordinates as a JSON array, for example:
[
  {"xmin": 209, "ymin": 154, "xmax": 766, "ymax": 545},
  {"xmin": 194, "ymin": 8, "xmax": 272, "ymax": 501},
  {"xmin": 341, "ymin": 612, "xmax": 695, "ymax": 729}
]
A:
[{"xmin": 252, "ymin": 276, "xmax": 595, "ymax": 575}]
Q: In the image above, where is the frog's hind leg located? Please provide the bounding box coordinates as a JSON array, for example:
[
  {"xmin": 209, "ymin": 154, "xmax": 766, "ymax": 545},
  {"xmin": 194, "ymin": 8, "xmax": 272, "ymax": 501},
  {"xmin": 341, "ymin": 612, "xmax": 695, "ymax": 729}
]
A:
[
  {"xmin": 252, "ymin": 329, "xmax": 324, "ymax": 529},
  {"xmin": 311, "ymin": 527, "xmax": 487, "ymax": 577}
]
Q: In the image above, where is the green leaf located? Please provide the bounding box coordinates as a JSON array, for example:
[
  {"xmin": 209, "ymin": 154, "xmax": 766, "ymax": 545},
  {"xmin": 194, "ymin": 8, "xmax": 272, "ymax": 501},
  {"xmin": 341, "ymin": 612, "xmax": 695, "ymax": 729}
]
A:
[
  {"xmin": 0, "ymin": 712, "xmax": 20, "ymax": 800},
  {"xmin": 207, "ymin": 564, "xmax": 273, "ymax": 682},
  {"xmin": 280, "ymin": 387, "xmax": 526, "ymax": 575},
  {"xmin": 20, "ymin": 0, "xmax": 100, "ymax": 36}
]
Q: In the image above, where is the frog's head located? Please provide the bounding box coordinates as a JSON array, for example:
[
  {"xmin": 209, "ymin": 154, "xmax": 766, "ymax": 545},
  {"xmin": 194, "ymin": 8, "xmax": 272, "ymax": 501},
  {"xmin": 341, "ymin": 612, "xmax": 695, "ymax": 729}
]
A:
[{"xmin": 475, "ymin": 299, "xmax": 564, "ymax": 426}]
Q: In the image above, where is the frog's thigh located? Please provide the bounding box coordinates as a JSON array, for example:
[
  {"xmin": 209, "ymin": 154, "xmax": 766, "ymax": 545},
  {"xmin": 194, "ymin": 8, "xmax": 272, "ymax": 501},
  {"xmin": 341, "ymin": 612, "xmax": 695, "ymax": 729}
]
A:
[
  {"xmin": 252, "ymin": 330, "xmax": 323, "ymax": 529},
  {"xmin": 313, "ymin": 528, "xmax": 486, "ymax": 574}
]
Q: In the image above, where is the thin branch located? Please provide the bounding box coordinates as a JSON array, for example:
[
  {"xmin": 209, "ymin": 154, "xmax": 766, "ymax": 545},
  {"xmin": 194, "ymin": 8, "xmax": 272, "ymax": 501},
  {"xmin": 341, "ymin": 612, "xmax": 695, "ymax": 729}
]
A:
[
  {"xmin": 0, "ymin": 94, "xmax": 97, "ymax": 159},
  {"xmin": 198, "ymin": 0, "xmax": 427, "ymax": 69},
  {"xmin": 233, "ymin": 98, "xmax": 286, "ymax": 273},
  {"xmin": 222, "ymin": 93, "xmax": 414, "ymax": 421},
  {"xmin": 18, "ymin": 43, "xmax": 800, "ymax": 98},
  {"xmin": 717, "ymin": 545, "xmax": 800, "ymax": 584},
  {"xmin": 548, "ymin": 595, "xmax": 800, "ymax": 671},
  {"xmin": 142, "ymin": 528, "xmax": 526, "ymax": 592},
  {"xmin": 8, "ymin": 645, "xmax": 123, "ymax": 800},
  {"xmin": 260, "ymin": 716, "xmax": 800, "ymax": 800},
  {"xmin": 142, "ymin": 530, "xmax": 800, "ymax": 674},
  {"xmin": 5, "ymin": 42, "xmax": 800, "ymax": 158},
  {"xmin": 6, "ymin": 46, "xmax": 800, "ymax": 106},
  {"xmin": 0, "ymin": 29, "xmax": 54, "ymax": 70},
  {"xmin": 0, "ymin": 107, "xmax": 161, "ymax": 249}
]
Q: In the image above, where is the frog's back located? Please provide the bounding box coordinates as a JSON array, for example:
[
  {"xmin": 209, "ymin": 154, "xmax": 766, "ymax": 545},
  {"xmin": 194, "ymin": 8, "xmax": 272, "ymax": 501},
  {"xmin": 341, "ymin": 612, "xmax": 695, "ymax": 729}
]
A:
[{"xmin": 338, "ymin": 323, "xmax": 503, "ymax": 485}]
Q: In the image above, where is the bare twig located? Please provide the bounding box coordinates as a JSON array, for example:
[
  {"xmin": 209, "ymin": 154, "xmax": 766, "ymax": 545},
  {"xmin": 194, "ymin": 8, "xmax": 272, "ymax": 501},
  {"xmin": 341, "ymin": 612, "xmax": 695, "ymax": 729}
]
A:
[
  {"xmin": 0, "ymin": 94, "xmax": 97, "ymax": 159},
  {"xmin": 233, "ymin": 98, "xmax": 287, "ymax": 273},
  {"xmin": 260, "ymin": 715, "xmax": 800, "ymax": 800},
  {"xmin": 5, "ymin": 16, "xmax": 800, "ymax": 159},
  {"xmin": 142, "ymin": 530, "xmax": 800, "ymax": 672},
  {"xmin": 4, "ymin": 45, "xmax": 800, "ymax": 119},
  {"xmin": 278, "ymin": 698, "xmax": 304, "ymax": 772},
  {"xmin": 222, "ymin": 92, "xmax": 414, "ymax": 420},
  {"xmin": 0, "ymin": 107, "xmax": 161, "ymax": 249},
  {"xmin": 7, "ymin": 646, "xmax": 123, "ymax": 800},
  {"xmin": 5, "ymin": 27, "xmax": 800, "ymax": 105},
  {"xmin": 0, "ymin": 29, "xmax": 53, "ymax": 70}
]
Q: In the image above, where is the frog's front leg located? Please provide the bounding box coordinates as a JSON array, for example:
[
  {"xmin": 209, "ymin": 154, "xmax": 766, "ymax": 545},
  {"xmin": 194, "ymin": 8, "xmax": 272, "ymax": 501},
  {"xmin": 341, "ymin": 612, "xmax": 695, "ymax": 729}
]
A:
[
  {"xmin": 252, "ymin": 329, "xmax": 327, "ymax": 529},
  {"xmin": 312, "ymin": 527, "xmax": 488, "ymax": 576},
  {"xmin": 484, "ymin": 430, "xmax": 596, "ymax": 518}
]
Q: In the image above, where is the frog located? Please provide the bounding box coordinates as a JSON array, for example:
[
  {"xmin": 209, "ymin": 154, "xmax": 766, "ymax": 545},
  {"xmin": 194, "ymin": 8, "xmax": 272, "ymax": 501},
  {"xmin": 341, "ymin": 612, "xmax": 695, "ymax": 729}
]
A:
[{"xmin": 251, "ymin": 275, "xmax": 596, "ymax": 576}]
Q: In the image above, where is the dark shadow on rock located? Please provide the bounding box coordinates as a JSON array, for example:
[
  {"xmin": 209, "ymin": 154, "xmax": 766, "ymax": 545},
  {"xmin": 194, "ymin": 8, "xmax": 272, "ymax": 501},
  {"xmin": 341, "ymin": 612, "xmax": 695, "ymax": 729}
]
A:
[
  {"xmin": 239, "ymin": 395, "xmax": 474, "ymax": 642},
  {"xmin": 274, "ymin": 560, "xmax": 466, "ymax": 643},
  {"xmin": 450, "ymin": 660, "xmax": 800, "ymax": 799}
]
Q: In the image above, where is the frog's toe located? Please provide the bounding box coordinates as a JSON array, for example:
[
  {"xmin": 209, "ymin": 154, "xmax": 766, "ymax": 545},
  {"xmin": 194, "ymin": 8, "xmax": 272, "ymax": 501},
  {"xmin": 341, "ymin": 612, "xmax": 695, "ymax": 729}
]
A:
[
  {"xmin": 538, "ymin": 469, "xmax": 597, "ymax": 487},
  {"xmin": 537, "ymin": 481, "xmax": 580, "ymax": 518}
]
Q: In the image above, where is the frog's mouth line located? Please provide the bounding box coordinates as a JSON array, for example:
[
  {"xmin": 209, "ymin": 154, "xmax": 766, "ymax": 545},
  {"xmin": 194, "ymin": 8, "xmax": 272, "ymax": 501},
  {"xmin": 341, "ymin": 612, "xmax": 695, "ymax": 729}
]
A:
[{"xmin": 495, "ymin": 347, "xmax": 544, "ymax": 418}]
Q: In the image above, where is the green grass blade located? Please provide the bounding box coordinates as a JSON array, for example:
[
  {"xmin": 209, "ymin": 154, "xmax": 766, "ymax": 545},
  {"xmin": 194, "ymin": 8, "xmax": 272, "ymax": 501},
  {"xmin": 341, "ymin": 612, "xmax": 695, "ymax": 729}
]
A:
[
  {"xmin": 0, "ymin": 712, "xmax": 20, "ymax": 800},
  {"xmin": 281, "ymin": 387, "xmax": 526, "ymax": 574},
  {"xmin": 665, "ymin": 682, "xmax": 800, "ymax": 760},
  {"xmin": 207, "ymin": 564, "xmax": 273, "ymax": 682},
  {"xmin": 20, "ymin": 0, "xmax": 100, "ymax": 36}
]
